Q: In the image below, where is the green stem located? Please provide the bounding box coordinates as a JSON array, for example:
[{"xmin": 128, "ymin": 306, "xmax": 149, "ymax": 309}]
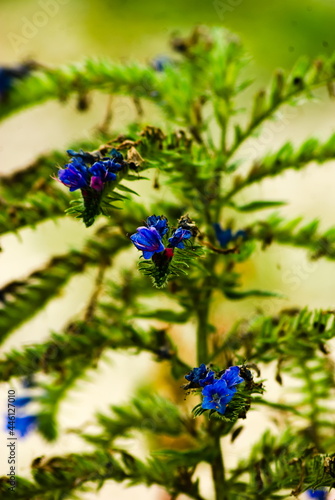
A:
[
  {"xmin": 211, "ymin": 435, "xmax": 228, "ymax": 500},
  {"xmin": 300, "ymin": 361, "xmax": 322, "ymax": 450},
  {"xmin": 226, "ymin": 82, "xmax": 330, "ymax": 163},
  {"xmin": 196, "ymin": 287, "xmax": 211, "ymax": 365}
]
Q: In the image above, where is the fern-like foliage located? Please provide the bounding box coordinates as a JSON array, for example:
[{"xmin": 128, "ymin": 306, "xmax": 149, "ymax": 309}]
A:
[{"xmin": 1, "ymin": 26, "xmax": 335, "ymax": 500}]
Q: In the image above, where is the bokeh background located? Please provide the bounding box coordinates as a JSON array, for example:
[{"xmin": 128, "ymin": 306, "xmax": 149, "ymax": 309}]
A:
[{"xmin": 1, "ymin": 0, "xmax": 335, "ymax": 498}]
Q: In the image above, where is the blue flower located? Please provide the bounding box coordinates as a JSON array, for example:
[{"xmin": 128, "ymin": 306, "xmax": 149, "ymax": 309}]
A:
[
  {"xmin": 109, "ymin": 148, "xmax": 124, "ymax": 162},
  {"xmin": 213, "ymin": 223, "xmax": 247, "ymax": 248},
  {"xmin": 202, "ymin": 379, "xmax": 236, "ymax": 415},
  {"xmin": 15, "ymin": 397, "xmax": 33, "ymax": 408},
  {"xmin": 168, "ymin": 228, "xmax": 192, "ymax": 249},
  {"xmin": 58, "ymin": 160, "xmax": 90, "ymax": 192},
  {"xmin": 130, "ymin": 226, "xmax": 165, "ymax": 259},
  {"xmin": 0, "ymin": 62, "xmax": 35, "ymax": 99},
  {"xmin": 0, "ymin": 68, "xmax": 14, "ymax": 95},
  {"xmin": 199, "ymin": 370, "xmax": 216, "ymax": 387},
  {"xmin": 185, "ymin": 364, "xmax": 206, "ymax": 383},
  {"xmin": 99, "ymin": 158, "xmax": 123, "ymax": 173},
  {"xmin": 146, "ymin": 215, "xmax": 169, "ymax": 236},
  {"xmin": 15, "ymin": 415, "xmax": 38, "ymax": 438},
  {"xmin": 220, "ymin": 366, "xmax": 244, "ymax": 389},
  {"xmin": 185, "ymin": 364, "xmax": 215, "ymax": 387},
  {"xmin": 307, "ymin": 490, "xmax": 327, "ymax": 500},
  {"xmin": 67, "ymin": 149, "xmax": 98, "ymax": 165},
  {"xmin": 89, "ymin": 160, "xmax": 121, "ymax": 191},
  {"xmin": 22, "ymin": 376, "xmax": 37, "ymax": 388},
  {"xmin": 151, "ymin": 56, "xmax": 173, "ymax": 72}
]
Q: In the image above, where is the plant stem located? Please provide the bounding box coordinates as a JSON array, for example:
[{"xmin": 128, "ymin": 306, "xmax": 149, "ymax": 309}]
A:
[
  {"xmin": 211, "ymin": 435, "xmax": 228, "ymax": 500},
  {"xmin": 196, "ymin": 287, "xmax": 211, "ymax": 365}
]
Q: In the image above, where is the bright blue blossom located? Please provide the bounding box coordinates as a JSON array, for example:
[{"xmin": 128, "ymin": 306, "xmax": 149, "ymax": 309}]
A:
[
  {"xmin": 15, "ymin": 396, "xmax": 33, "ymax": 408},
  {"xmin": 307, "ymin": 490, "xmax": 327, "ymax": 500},
  {"xmin": 130, "ymin": 226, "xmax": 165, "ymax": 259},
  {"xmin": 168, "ymin": 228, "xmax": 192, "ymax": 249},
  {"xmin": 58, "ymin": 159, "xmax": 90, "ymax": 192},
  {"xmin": 58, "ymin": 151, "xmax": 123, "ymax": 192},
  {"xmin": 213, "ymin": 223, "xmax": 247, "ymax": 248},
  {"xmin": 220, "ymin": 366, "xmax": 244, "ymax": 389},
  {"xmin": 146, "ymin": 215, "xmax": 169, "ymax": 236},
  {"xmin": 199, "ymin": 370, "xmax": 216, "ymax": 387},
  {"xmin": 15, "ymin": 415, "xmax": 38, "ymax": 438},
  {"xmin": 202, "ymin": 379, "xmax": 236, "ymax": 414},
  {"xmin": 89, "ymin": 159, "xmax": 122, "ymax": 191}
]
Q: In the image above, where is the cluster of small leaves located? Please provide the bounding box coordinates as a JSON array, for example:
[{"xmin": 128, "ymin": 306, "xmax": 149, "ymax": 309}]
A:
[
  {"xmin": 249, "ymin": 214, "xmax": 335, "ymax": 260},
  {"xmin": 83, "ymin": 389, "xmax": 184, "ymax": 448},
  {"xmin": 228, "ymin": 430, "xmax": 335, "ymax": 498},
  {"xmin": 225, "ymin": 133, "xmax": 335, "ymax": 202},
  {"xmin": 138, "ymin": 241, "xmax": 204, "ymax": 288},
  {"xmin": 0, "ymin": 449, "xmax": 205, "ymax": 500}
]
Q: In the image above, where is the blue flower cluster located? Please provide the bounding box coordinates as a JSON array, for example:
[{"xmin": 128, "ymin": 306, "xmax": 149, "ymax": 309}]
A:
[
  {"xmin": 57, "ymin": 149, "xmax": 125, "ymax": 192},
  {"xmin": 130, "ymin": 215, "xmax": 194, "ymax": 260},
  {"xmin": 213, "ymin": 223, "xmax": 247, "ymax": 248},
  {"xmin": 185, "ymin": 364, "xmax": 244, "ymax": 415}
]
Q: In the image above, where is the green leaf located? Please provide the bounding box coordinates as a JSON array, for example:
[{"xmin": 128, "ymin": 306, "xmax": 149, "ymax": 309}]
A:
[
  {"xmin": 223, "ymin": 288, "xmax": 284, "ymax": 300},
  {"xmin": 135, "ymin": 309, "xmax": 190, "ymax": 323},
  {"xmin": 231, "ymin": 200, "xmax": 287, "ymax": 212}
]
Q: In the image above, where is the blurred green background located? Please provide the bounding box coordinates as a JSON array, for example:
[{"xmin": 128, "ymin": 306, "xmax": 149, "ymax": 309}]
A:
[
  {"xmin": 1, "ymin": 2, "xmax": 335, "ymax": 499},
  {"xmin": 1, "ymin": 0, "xmax": 335, "ymax": 69}
]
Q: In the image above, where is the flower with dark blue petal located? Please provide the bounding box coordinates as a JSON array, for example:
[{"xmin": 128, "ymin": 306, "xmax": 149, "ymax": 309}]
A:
[
  {"xmin": 220, "ymin": 366, "xmax": 244, "ymax": 389},
  {"xmin": 185, "ymin": 364, "xmax": 207, "ymax": 384},
  {"xmin": 15, "ymin": 415, "xmax": 38, "ymax": 438},
  {"xmin": 15, "ymin": 396, "xmax": 33, "ymax": 408},
  {"xmin": 213, "ymin": 223, "xmax": 247, "ymax": 248},
  {"xmin": 66, "ymin": 149, "xmax": 99, "ymax": 165},
  {"xmin": 185, "ymin": 364, "xmax": 215, "ymax": 387},
  {"xmin": 22, "ymin": 376, "xmax": 37, "ymax": 388},
  {"xmin": 0, "ymin": 62, "xmax": 35, "ymax": 100},
  {"xmin": 58, "ymin": 161, "xmax": 90, "ymax": 192},
  {"xmin": 0, "ymin": 69, "xmax": 14, "ymax": 95},
  {"xmin": 202, "ymin": 379, "xmax": 236, "ymax": 415},
  {"xmin": 88, "ymin": 160, "xmax": 121, "ymax": 191},
  {"xmin": 168, "ymin": 228, "xmax": 192, "ymax": 249},
  {"xmin": 151, "ymin": 55, "xmax": 173, "ymax": 72},
  {"xmin": 109, "ymin": 148, "xmax": 124, "ymax": 162},
  {"xmin": 99, "ymin": 158, "xmax": 123, "ymax": 173},
  {"xmin": 307, "ymin": 490, "xmax": 327, "ymax": 500},
  {"xmin": 199, "ymin": 370, "xmax": 216, "ymax": 387},
  {"xmin": 146, "ymin": 215, "xmax": 169, "ymax": 236},
  {"xmin": 130, "ymin": 226, "xmax": 165, "ymax": 259}
]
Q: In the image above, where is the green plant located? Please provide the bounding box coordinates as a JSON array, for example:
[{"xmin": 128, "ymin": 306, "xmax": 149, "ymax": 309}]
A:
[{"xmin": 1, "ymin": 27, "xmax": 334, "ymax": 500}]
